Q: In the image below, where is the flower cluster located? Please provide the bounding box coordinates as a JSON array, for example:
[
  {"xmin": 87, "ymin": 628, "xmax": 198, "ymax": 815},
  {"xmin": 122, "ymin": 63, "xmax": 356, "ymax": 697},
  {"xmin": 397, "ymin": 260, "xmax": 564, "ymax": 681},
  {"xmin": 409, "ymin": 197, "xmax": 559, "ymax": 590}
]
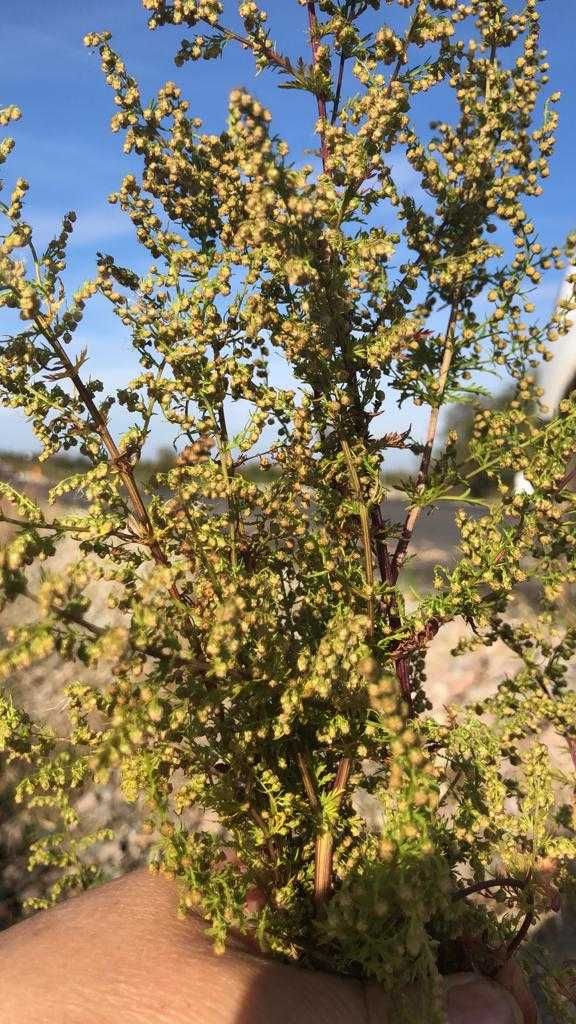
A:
[{"xmin": 1, "ymin": 2, "xmax": 576, "ymax": 1021}]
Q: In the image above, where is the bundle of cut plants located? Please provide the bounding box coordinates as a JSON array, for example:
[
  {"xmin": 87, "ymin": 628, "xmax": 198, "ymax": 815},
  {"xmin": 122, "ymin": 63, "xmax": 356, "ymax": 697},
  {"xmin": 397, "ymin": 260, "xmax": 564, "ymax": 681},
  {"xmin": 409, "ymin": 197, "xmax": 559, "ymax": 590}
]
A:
[{"xmin": 1, "ymin": 2, "xmax": 576, "ymax": 1021}]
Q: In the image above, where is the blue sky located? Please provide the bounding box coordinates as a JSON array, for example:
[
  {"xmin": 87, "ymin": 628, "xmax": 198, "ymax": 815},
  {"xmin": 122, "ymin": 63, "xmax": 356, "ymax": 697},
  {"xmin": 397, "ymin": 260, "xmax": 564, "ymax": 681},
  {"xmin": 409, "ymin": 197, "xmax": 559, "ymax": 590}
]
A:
[{"xmin": 1, "ymin": 0, "xmax": 575, "ymax": 463}]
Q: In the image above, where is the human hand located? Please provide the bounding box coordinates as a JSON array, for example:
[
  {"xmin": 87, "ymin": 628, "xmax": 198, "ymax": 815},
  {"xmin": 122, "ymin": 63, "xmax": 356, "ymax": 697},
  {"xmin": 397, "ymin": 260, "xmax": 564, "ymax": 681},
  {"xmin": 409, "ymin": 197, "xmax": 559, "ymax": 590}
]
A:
[{"xmin": 0, "ymin": 868, "xmax": 531, "ymax": 1023}]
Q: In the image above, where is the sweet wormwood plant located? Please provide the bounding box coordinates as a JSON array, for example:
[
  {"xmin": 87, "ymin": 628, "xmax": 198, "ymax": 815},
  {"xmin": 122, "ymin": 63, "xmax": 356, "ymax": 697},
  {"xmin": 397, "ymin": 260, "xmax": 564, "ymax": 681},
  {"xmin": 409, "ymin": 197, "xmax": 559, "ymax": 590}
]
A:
[{"xmin": 2, "ymin": 0, "xmax": 576, "ymax": 1018}]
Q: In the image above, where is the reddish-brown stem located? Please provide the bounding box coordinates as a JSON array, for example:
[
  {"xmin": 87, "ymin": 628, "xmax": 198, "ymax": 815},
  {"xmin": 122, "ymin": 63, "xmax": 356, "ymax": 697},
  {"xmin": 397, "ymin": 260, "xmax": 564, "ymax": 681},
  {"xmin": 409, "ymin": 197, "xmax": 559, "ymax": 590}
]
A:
[
  {"xmin": 555, "ymin": 461, "xmax": 576, "ymax": 493},
  {"xmin": 302, "ymin": 0, "xmax": 444, "ymax": 895},
  {"xmin": 331, "ymin": 50, "xmax": 346, "ymax": 125},
  {"xmin": 505, "ymin": 906, "xmax": 535, "ymax": 962},
  {"xmin": 306, "ymin": 1, "xmax": 330, "ymax": 170},
  {"xmin": 216, "ymin": 23, "xmax": 293, "ymax": 76},
  {"xmin": 297, "ymin": 750, "xmax": 353, "ymax": 908},
  {"xmin": 453, "ymin": 877, "xmax": 527, "ymax": 900},
  {"xmin": 392, "ymin": 616, "xmax": 442, "ymax": 661},
  {"xmin": 453, "ymin": 876, "xmax": 535, "ymax": 961},
  {"xmin": 302, "ymin": 2, "xmax": 357, "ymax": 908},
  {"xmin": 371, "ymin": 504, "xmax": 393, "ymax": 584},
  {"xmin": 313, "ymin": 757, "xmax": 352, "ymax": 907},
  {"xmin": 296, "ymin": 751, "xmax": 321, "ymax": 812},
  {"xmin": 35, "ymin": 316, "xmax": 186, "ymax": 607}
]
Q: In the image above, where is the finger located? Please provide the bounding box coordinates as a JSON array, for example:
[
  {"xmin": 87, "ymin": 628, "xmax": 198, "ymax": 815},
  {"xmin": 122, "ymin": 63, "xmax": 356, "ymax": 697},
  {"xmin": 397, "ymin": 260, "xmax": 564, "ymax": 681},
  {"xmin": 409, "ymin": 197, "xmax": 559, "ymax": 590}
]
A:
[
  {"xmin": 0, "ymin": 869, "xmax": 370, "ymax": 1024},
  {"xmin": 363, "ymin": 982, "xmax": 391, "ymax": 1023},
  {"xmin": 444, "ymin": 973, "xmax": 524, "ymax": 1024},
  {"xmin": 494, "ymin": 962, "xmax": 538, "ymax": 1024}
]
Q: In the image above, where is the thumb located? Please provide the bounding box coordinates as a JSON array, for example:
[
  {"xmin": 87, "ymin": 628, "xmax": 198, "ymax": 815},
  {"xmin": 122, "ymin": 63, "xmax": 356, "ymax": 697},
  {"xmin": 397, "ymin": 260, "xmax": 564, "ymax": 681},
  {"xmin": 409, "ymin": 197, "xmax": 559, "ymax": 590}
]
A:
[
  {"xmin": 363, "ymin": 973, "xmax": 526, "ymax": 1024},
  {"xmin": 494, "ymin": 962, "xmax": 539, "ymax": 1024},
  {"xmin": 444, "ymin": 973, "xmax": 526, "ymax": 1024}
]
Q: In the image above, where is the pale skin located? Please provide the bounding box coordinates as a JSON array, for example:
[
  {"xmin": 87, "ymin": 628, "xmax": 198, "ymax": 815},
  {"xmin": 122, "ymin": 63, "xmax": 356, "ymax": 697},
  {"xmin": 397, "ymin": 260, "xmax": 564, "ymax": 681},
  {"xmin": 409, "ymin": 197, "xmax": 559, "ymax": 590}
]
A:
[{"xmin": 0, "ymin": 868, "xmax": 531, "ymax": 1024}]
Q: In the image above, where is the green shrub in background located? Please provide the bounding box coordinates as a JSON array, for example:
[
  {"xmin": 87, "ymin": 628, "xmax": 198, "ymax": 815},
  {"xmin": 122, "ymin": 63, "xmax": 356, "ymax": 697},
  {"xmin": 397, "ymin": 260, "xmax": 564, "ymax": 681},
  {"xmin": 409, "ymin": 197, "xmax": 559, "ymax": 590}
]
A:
[{"xmin": 1, "ymin": 1, "xmax": 576, "ymax": 1019}]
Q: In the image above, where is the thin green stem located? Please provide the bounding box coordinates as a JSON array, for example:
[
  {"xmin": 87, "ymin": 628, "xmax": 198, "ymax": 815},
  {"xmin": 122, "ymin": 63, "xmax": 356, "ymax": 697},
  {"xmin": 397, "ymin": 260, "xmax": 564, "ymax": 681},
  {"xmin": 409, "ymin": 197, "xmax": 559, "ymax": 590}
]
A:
[
  {"xmin": 23, "ymin": 587, "xmax": 105, "ymax": 638},
  {"xmin": 341, "ymin": 439, "xmax": 375, "ymax": 636},
  {"xmin": 32, "ymin": 313, "xmax": 189, "ymax": 610},
  {"xmin": 306, "ymin": 1, "xmax": 330, "ymax": 170},
  {"xmin": 391, "ymin": 300, "xmax": 460, "ymax": 582}
]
